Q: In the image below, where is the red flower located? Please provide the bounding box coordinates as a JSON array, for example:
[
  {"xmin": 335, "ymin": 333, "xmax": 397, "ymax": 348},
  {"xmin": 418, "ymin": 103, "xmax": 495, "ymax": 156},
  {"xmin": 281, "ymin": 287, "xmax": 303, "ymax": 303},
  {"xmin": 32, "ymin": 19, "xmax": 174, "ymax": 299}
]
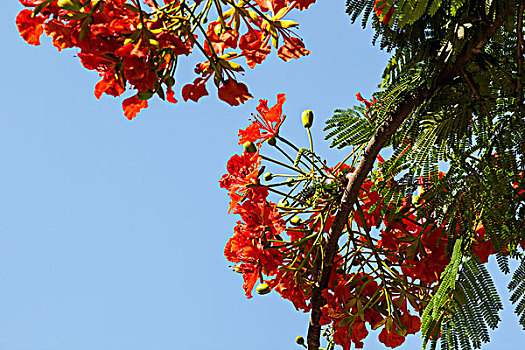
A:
[
  {"xmin": 122, "ymin": 57, "xmax": 157, "ymax": 92},
  {"xmin": 218, "ymin": 80, "xmax": 253, "ymax": 106},
  {"xmin": 277, "ymin": 37, "xmax": 310, "ymax": 62},
  {"xmin": 378, "ymin": 325, "xmax": 406, "ymax": 348},
  {"xmin": 296, "ymin": 0, "xmax": 317, "ymax": 11},
  {"xmin": 156, "ymin": 31, "xmax": 190, "ymax": 56},
  {"xmin": 224, "ymin": 196, "xmax": 285, "ymax": 299},
  {"xmin": 233, "ymin": 198, "xmax": 286, "ymax": 239},
  {"xmin": 356, "ymin": 92, "xmax": 377, "ymax": 110},
  {"xmin": 78, "ymin": 53, "xmax": 116, "ymax": 71},
  {"xmin": 19, "ymin": 0, "xmax": 48, "ymax": 7},
  {"xmin": 238, "ymin": 94, "xmax": 286, "ymax": 144},
  {"xmin": 239, "ymin": 29, "xmax": 271, "ymax": 68},
  {"xmin": 354, "ymin": 180, "xmax": 382, "ymax": 229},
  {"xmin": 122, "ymin": 95, "xmax": 148, "ymax": 120},
  {"xmin": 254, "ymin": 0, "xmax": 286, "ymax": 13},
  {"xmin": 16, "ymin": 9, "xmax": 46, "ymax": 46},
  {"xmin": 232, "ymin": 263, "xmax": 259, "ymax": 299},
  {"xmin": 45, "ymin": 19, "xmax": 74, "ymax": 52},
  {"xmin": 471, "ymin": 222, "xmax": 494, "ymax": 263},
  {"xmin": 116, "ymin": 41, "xmax": 147, "ymax": 59},
  {"xmin": 267, "ymin": 270, "xmax": 310, "ymax": 311},
  {"xmin": 182, "ymin": 78, "xmax": 209, "ymax": 102},
  {"xmin": 219, "ymin": 151, "xmax": 262, "ymax": 212},
  {"xmin": 166, "ymin": 86, "xmax": 178, "ymax": 104},
  {"xmin": 94, "ymin": 71, "xmax": 125, "ymax": 99},
  {"xmin": 204, "ymin": 21, "xmax": 239, "ymax": 55}
]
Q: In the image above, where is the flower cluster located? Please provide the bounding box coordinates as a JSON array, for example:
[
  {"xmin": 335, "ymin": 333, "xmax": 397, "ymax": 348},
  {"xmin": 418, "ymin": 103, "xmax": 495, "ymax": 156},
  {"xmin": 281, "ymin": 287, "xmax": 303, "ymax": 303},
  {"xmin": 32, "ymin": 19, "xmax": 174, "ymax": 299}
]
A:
[
  {"xmin": 16, "ymin": 0, "xmax": 315, "ymax": 119},
  {"xmin": 220, "ymin": 94, "xmax": 500, "ymax": 349}
]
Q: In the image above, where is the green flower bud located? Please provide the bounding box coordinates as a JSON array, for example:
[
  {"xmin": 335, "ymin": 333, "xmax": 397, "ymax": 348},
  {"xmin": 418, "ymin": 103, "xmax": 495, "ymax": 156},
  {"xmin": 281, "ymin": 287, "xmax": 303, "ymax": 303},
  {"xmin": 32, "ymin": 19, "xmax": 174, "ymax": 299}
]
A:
[
  {"xmin": 278, "ymin": 198, "xmax": 289, "ymax": 207},
  {"xmin": 263, "ymin": 172, "xmax": 273, "ymax": 181},
  {"xmin": 256, "ymin": 282, "xmax": 271, "ymax": 295},
  {"xmin": 267, "ymin": 136, "xmax": 277, "ymax": 146},
  {"xmin": 290, "ymin": 216, "xmax": 302, "ymax": 226},
  {"xmin": 165, "ymin": 77, "xmax": 175, "ymax": 87},
  {"xmin": 243, "ymin": 141, "xmax": 257, "ymax": 153},
  {"xmin": 285, "ymin": 178, "xmax": 294, "ymax": 187},
  {"xmin": 137, "ymin": 90, "xmax": 154, "ymax": 100},
  {"xmin": 301, "ymin": 109, "xmax": 314, "ymax": 128},
  {"xmin": 296, "ymin": 336, "xmax": 305, "ymax": 345}
]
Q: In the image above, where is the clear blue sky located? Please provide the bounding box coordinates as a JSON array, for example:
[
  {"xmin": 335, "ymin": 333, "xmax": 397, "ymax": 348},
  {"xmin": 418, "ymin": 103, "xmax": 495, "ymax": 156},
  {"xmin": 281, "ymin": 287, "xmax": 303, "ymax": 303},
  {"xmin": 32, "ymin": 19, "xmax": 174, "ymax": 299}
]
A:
[{"xmin": 1, "ymin": 1, "xmax": 523, "ymax": 349}]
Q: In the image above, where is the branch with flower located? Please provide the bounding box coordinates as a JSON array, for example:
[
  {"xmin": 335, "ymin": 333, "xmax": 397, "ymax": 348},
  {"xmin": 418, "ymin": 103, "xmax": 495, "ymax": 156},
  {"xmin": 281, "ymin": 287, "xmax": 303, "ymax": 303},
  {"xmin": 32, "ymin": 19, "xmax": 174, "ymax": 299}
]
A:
[
  {"xmin": 219, "ymin": 94, "xmax": 503, "ymax": 349},
  {"xmin": 16, "ymin": 0, "xmax": 315, "ymax": 119}
]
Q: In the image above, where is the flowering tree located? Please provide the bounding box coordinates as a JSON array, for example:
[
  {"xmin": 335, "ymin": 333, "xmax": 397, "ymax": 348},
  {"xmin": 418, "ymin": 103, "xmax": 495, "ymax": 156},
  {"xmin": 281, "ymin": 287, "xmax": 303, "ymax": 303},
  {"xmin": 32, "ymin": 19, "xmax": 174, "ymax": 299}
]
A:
[{"xmin": 16, "ymin": 1, "xmax": 525, "ymax": 350}]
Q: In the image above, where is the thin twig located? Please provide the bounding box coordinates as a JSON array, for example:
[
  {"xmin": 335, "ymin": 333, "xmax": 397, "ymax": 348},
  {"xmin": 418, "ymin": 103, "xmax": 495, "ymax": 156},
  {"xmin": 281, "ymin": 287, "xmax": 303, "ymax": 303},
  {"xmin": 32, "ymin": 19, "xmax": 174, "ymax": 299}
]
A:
[
  {"xmin": 461, "ymin": 68, "xmax": 492, "ymax": 120},
  {"xmin": 517, "ymin": 2, "xmax": 524, "ymax": 107}
]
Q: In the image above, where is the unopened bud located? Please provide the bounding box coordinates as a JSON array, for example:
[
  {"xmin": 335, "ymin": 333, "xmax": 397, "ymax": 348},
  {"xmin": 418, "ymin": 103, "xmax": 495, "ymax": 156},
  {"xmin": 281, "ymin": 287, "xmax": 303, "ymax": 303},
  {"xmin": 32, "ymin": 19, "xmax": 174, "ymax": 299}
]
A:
[
  {"xmin": 137, "ymin": 90, "xmax": 154, "ymax": 100},
  {"xmin": 243, "ymin": 141, "xmax": 257, "ymax": 153},
  {"xmin": 165, "ymin": 77, "xmax": 175, "ymax": 87},
  {"xmin": 278, "ymin": 198, "xmax": 289, "ymax": 207},
  {"xmin": 267, "ymin": 136, "xmax": 277, "ymax": 146},
  {"xmin": 295, "ymin": 336, "xmax": 305, "ymax": 345},
  {"xmin": 301, "ymin": 109, "xmax": 314, "ymax": 128},
  {"xmin": 457, "ymin": 26, "xmax": 465, "ymax": 39},
  {"xmin": 256, "ymin": 282, "xmax": 271, "ymax": 295},
  {"xmin": 263, "ymin": 172, "xmax": 273, "ymax": 181},
  {"xmin": 290, "ymin": 216, "xmax": 302, "ymax": 226}
]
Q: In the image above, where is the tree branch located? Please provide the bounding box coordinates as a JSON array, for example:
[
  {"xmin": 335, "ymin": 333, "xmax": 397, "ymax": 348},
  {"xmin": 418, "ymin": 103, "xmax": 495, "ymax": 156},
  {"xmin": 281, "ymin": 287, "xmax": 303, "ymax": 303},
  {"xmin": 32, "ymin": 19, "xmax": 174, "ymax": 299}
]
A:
[
  {"xmin": 517, "ymin": 2, "xmax": 524, "ymax": 107},
  {"xmin": 461, "ymin": 68, "xmax": 492, "ymax": 120},
  {"xmin": 306, "ymin": 13, "xmax": 507, "ymax": 350}
]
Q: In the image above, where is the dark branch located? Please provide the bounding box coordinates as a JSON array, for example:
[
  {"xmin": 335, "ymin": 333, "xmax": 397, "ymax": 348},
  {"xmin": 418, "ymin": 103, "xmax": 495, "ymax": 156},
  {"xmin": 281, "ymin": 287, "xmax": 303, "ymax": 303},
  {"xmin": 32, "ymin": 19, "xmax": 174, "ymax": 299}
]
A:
[
  {"xmin": 517, "ymin": 2, "xmax": 524, "ymax": 107},
  {"xmin": 461, "ymin": 68, "xmax": 492, "ymax": 120},
  {"xmin": 306, "ymin": 13, "xmax": 507, "ymax": 350}
]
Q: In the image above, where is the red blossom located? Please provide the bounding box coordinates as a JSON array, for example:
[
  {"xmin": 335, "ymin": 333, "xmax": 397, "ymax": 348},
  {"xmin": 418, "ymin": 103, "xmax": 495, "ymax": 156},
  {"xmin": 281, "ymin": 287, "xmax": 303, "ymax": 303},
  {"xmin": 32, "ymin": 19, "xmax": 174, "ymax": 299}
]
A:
[
  {"xmin": 218, "ymin": 80, "xmax": 253, "ymax": 106},
  {"xmin": 122, "ymin": 95, "xmax": 148, "ymax": 120},
  {"xmin": 277, "ymin": 37, "xmax": 310, "ymax": 62},
  {"xmin": 472, "ymin": 222, "xmax": 494, "ymax": 263},
  {"xmin": 94, "ymin": 71, "xmax": 125, "ymax": 99},
  {"xmin": 205, "ymin": 21, "xmax": 239, "ymax": 55},
  {"xmin": 267, "ymin": 270, "xmax": 310, "ymax": 311},
  {"xmin": 296, "ymin": 0, "xmax": 317, "ymax": 11},
  {"xmin": 45, "ymin": 19, "xmax": 74, "ymax": 51},
  {"xmin": 219, "ymin": 151, "xmax": 262, "ymax": 212},
  {"xmin": 182, "ymin": 78, "xmax": 209, "ymax": 102},
  {"xmin": 16, "ymin": 9, "xmax": 46, "ymax": 46},
  {"xmin": 156, "ymin": 32, "xmax": 190, "ymax": 56},
  {"xmin": 166, "ymin": 87, "xmax": 178, "ymax": 104},
  {"xmin": 254, "ymin": 0, "xmax": 286, "ymax": 13},
  {"xmin": 19, "ymin": 0, "xmax": 48, "ymax": 6},
  {"xmin": 234, "ymin": 263, "xmax": 259, "ymax": 299},
  {"xmin": 116, "ymin": 41, "xmax": 147, "ymax": 59},
  {"xmin": 356, "ymin": 92, "xmax": 377, "ymax": 110},
  {"xmin": 378, "ymin": 326, "xmax": 406, "ymax": 348},
  {"xmin": 122, "ymin": 57, "xmax": 157, "ymax": 91},
  {"xmin": 238, "ymin": 93, "xmax": 286, "ymax": 144},
  {"xmin": 239, "ymin": 29, "xmax": 271, "ymax": 68},
  {"xmin": 78, "ymin": 53, "xmax": 116, "ymax": 71}
]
